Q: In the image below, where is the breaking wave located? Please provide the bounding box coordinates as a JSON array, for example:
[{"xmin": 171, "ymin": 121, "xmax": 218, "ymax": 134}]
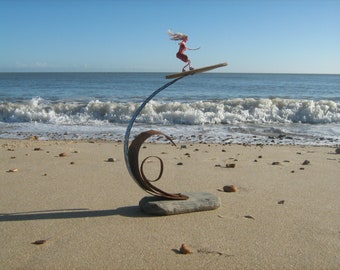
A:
[{"xmin": 1, "ymin": 97, "xmax": 339, "ymax": 125}]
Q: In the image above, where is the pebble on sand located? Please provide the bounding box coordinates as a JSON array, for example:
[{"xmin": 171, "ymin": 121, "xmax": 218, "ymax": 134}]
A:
[
  {"xmin": 179, "ymin": 243, "xmax": 192, "ymax": 254},
  {"xmin": 59, "ymin": 152, "xmax": 67, "ymax": 157},
  {"xmin": 225, "ymin": 163, "xmax": 236, "ymax": 168},
  {"xmin": 302, "ymin": 160, "xmax": 310, "ymax": 165},
  {"xmin": 223, "ymin": 185, "xmax": 238, "ymax": 192},
  {"xmin": 7, "ymin": 168, "xmax": 18, "ymax": 173}
]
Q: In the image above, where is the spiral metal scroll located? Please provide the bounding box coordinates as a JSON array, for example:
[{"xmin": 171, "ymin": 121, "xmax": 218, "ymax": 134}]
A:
[{"xmin": 124, "ymin": 76, "xmax": 189, "ymax": 200}]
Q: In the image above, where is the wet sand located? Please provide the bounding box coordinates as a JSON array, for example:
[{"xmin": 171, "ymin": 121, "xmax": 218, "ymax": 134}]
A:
[{"xmin": 1, "ymin": 138, "xmax": 339, "ymax": 269}]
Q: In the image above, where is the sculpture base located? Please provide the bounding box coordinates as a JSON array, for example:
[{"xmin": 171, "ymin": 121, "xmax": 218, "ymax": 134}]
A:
[{"xmin": 139, "ymin": 192, "xmax": 221, "ymax": 216}]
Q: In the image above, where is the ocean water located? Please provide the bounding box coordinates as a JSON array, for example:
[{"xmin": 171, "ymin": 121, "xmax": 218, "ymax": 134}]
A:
[{"xmin": 0, "ymin": 72, "xmax": 339, "ymax": 146}]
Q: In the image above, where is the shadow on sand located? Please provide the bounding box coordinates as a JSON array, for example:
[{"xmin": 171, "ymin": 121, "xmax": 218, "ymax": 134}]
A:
[{"xmin": 0, "ymin": 206, "xmax": 151, "ymax": 222}]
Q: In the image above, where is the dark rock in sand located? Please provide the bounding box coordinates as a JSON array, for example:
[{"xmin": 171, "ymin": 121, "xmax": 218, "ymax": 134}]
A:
[{"xmin": 302, "ymin": 160, "xmax": 310, "ymax": 165}]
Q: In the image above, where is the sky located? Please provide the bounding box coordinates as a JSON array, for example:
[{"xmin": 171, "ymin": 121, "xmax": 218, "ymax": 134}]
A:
[{"xmin": 1, "ymin": 0, "xmax": 339, "ymax": 74}]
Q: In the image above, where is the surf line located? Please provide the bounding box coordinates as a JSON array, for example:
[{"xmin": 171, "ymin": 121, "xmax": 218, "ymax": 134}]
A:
[{"xmin": 123, "ymin": 63, "xmax": 227, "ymax": 199}]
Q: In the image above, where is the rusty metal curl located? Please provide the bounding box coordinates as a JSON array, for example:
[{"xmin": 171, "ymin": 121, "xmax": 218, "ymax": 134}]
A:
[
  {"xmin": 124, "ymin": 77, "xmax": 189, "ymax": 200},
  {"xmin": 128, "ymin": 130, "xmax": 188, "ymax": 200},
  {"xmin": 140, "ymin": 156, "xmax": 163, "ymax": 182}
]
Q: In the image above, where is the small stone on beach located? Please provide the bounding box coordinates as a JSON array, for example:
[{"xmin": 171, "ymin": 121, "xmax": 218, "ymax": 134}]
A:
[
  {"xmin": 225, "ymin": 163, "xmax": 236, "ymax": 168},
  {"xmin": 223, "ymin": 185, "xmax": 238, "ymax": 192},
  {"xmin": 179, "ymin": 243, "xmax": 192, "ymax": 254},
  {"xmin": 59, "ymin": 152, "xmax": 67, "ymax": 157},
  {"xmin": 7, "ymin": 168, "xmax": 18, "ymax": 173},
  {"xmin": 302, "ymin": 160, "xmax": 310, "ymax": 165},
  {"xmin": 272, "ymin": 162, "xmax": 280, "ymax": 165}
]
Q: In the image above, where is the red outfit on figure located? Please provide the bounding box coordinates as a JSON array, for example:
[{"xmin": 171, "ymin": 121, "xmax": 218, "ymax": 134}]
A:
[{"xmin": 176, "ymin": 41, "xmax": 189, "ymax": 62}]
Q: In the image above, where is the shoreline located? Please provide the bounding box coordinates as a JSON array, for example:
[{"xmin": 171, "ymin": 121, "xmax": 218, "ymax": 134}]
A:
[{"xmin": 1, "ymin": 138, "xmax": 339, "ymax": 269}]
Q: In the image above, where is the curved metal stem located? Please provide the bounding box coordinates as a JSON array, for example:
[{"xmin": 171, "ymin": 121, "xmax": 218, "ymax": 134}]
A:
[{"xmin": 124, "ymin": 76, "xmax": 184, "ymax": 184}]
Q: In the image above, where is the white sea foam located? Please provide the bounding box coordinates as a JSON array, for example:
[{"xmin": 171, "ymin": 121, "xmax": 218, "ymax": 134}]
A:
[{"xmin": 1, "ymin": 97, "xmax": 339, "ymax": 126}]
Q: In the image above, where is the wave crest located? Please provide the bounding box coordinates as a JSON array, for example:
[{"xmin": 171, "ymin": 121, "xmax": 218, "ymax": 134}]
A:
[{"xmin": 0, "ymin": 97, "xmax": 339, "ymax": 125}]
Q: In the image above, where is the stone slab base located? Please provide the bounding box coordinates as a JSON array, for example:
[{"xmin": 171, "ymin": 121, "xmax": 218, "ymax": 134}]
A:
[{"xmin": 139, "ymin": 192, "xmax": 221, "ymax": 216}]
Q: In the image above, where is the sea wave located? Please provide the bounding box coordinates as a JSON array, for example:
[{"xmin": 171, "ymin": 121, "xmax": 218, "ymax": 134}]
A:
[{"xmin": 0, "ymin": 97, "xmax": 339, "ymax": 125}]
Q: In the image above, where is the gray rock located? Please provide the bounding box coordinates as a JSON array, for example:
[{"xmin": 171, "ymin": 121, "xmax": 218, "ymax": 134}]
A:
[{"xmin": 139, "ymin": 192, "xmax": 221, "ymax": 216}]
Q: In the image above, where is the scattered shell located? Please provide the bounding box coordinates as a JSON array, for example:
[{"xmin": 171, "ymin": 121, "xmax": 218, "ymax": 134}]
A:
[
  {"xmin": 299, "ymin": 167, "xmax": 305, "ymax": 170},
  {"xmin": 223, "ymin": 185, "xmax": 237, "ymax": 192},
  {"xmin": 179, "ymin": 243, "xmax": 192, "ymax": 254},
  {"xmin": 34, "ymin": 147, "xmax": 41, "ymax": 151},
  {"xmin": 272, "ymin": 162, "xmax": 280, "ymax": 165},
  {"xmin": 59, "ymin": 152, "xmax": 67, "ymax": 157},
  {"xmin": 244, "ymin": 215, "xmax": 255, "ymax": 220},
  {"xmin": 107, "ymin": 158, "xmax": 116, "ymax": 162},
  {"xmin": 302, "ymin": 160, "xmax": 310, "ymax": 165},
  {"xmin": 7, "ymin": 168, "xmax": 18, "ymax": 173},
  {"xmin": 278, "ymin": 200, "xmax": 285, "ymax": 204},
  {"xmin": 225, "ymin": 163, "xmax": 236, "ymax": 168},
  {"xmin": 177, "ymin": 162, "xmax": 183, "ymax": 166}
]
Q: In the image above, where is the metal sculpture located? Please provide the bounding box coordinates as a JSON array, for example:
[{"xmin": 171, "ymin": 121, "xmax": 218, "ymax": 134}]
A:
[
  {"xmin": 124, "ymin": 63, "xmax": 227, "ymax": 200},
  {"xmin": 124, "ymin": 76, "xmax": 189, "ymax": 200}
]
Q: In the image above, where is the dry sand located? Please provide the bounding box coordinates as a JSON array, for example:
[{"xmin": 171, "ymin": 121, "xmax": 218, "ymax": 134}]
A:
[{"xmin": 0, "ymin": 138, "xmax": 339, "ymax": 269}]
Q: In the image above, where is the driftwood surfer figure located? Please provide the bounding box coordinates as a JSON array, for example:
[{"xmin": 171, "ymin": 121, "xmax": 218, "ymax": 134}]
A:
[{"xmin": 168, "ymin": 30, "xmax": 200, "ymax": 72}]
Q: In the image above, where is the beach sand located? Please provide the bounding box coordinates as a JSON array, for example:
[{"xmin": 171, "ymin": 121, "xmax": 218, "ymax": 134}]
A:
[{"xmin": 1, "ymin": 138, "xmax": 339, "ymax": 269}]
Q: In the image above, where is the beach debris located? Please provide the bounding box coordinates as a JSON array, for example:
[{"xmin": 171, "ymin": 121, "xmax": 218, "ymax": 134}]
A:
[
  {"xmin": 59, "ymin": 152, "xmax": 67, "ymax": 157},
  {"xmin": 244, "ymin": 215, "xmax": 255, "ymax": 220},
  {"xmin": 7, "ymin": 148, "xmax": 14, "ymax": 151},
  {"xmin": 272, "ymin": 161, "xmax": 280, "ymax": 165},
  {"xmin": 278, "ymin": 200, "xmax": 285, "ymax": 204},
  {"xmin": 335, "ymin": 148, "xmax": 340, "ymax": 154},
  {"xmin": 7, "ymin": 168, "xmax": 18, "ymax": 173},
  {"xmin": 299, "ymin": 167, "xmax": 305, "ymax": 170},
  {"xmin": 177, "ymin": 162, "xmax": 183, "ymax": 166},
  {"xmin": 179, "ymin": 243, "xmax": 192, "ymax": 254},
  {"xmin": 302, "ymin": 160, "xmax": 310, "ymax": 165},
  {"xmin": 291, "ymin": 170, "xmax": 295, "ymax": 173},
  {"xmin": 70, "ymin": 161, "xmax": 75, "ymax": 165},
  {"xmin": 180, "ymin": 145, "xmax": 187, "ymax": 149},
  {"xmin": 107, "ymin": 157, "xmax": 116, "ymax": 162},
  {"xmin": 258, "ymin": 155, "xmax": 262, "ymax": 158},
  {"xmin": 222, "ymin": 185, "xmax": 238, "ymax": 192},
  {"xmin": 10, "ymin": 156, "xmax": 16, "ymax": 159},
  {"xmin": 33, "ymin": 147, "xmax": 41, "ymax": 151},
  {"xmin": 225, "ymin": 163, "xmax": 236, "ymax": 168},
  {"xmin": 31, "ymin": 239, "xmax": 48, "ymax": 245}
]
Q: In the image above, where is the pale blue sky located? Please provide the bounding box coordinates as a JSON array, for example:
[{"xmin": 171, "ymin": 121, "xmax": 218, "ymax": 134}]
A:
[{"xmin": 1, "ymin": 0, "xmax": 339, "ymax": 73}]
